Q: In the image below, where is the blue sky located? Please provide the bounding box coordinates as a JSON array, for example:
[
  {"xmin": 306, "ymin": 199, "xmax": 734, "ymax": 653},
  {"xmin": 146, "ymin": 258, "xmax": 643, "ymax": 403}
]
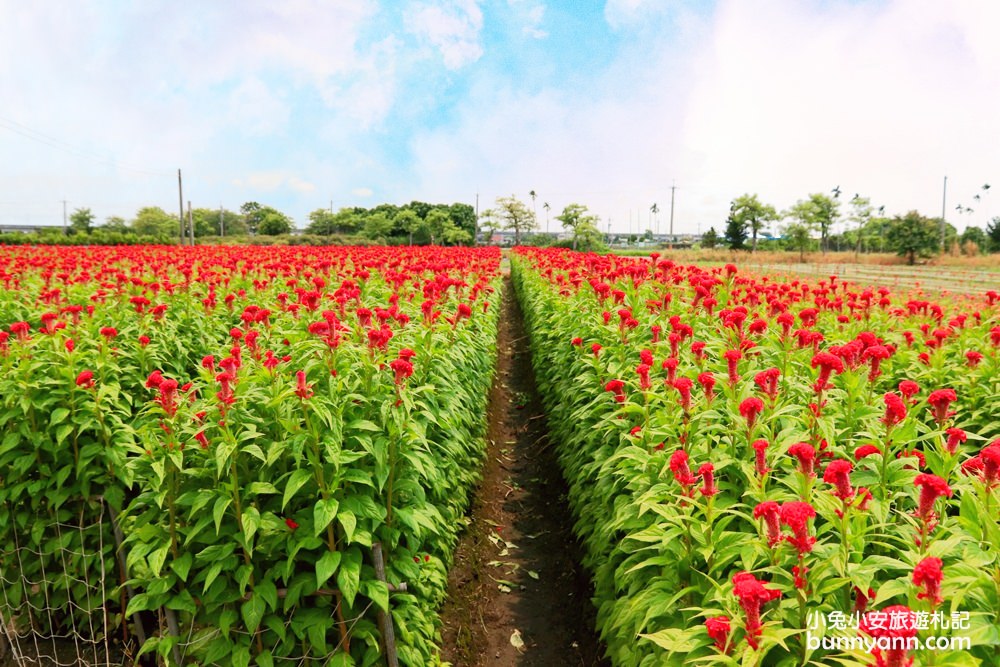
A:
[{"xmin": 1, "ymin": 0, "xmax": 998, "ymax": 235}]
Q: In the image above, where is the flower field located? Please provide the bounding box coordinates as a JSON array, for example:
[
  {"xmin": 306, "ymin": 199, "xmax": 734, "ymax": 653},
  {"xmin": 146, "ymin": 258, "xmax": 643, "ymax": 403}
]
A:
[
  {"xmin": 1, "ymin": 242, "xmax": 998, "ymax": 667},
  {"xmin": 0, "ymin": 245, "xmax": 501, "ymax": 666},
  {"xmin": 511, "ymin": 247, "xmax": 999, "ymax": 667}
]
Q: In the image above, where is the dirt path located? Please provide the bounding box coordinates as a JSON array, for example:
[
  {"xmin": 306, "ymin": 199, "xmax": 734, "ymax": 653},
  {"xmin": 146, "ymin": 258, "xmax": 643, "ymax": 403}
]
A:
[{"xmin": 438, "ymin": 275, "xmax": 607, "ymax": 667}]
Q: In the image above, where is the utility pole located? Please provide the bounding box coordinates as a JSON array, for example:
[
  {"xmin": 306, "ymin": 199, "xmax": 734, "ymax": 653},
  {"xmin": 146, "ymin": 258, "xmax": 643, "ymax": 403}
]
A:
[
  {"xmin": 329, "ymin": 200, "xmax": 333, "ymax": 214},
  {"xmin": 669, "ymin": 181, "xmax": 676, "ymax": 240},
  {"xmin": 177, "ymin": 169, "xmax": 184, "ymax": 245},
  {"xmin": 61, "ymin": 199, "xmax": 68, "ymax": 235},
  {"xmin": 940, "ymin": 175, "xmax": 947, "ymax": 253}
]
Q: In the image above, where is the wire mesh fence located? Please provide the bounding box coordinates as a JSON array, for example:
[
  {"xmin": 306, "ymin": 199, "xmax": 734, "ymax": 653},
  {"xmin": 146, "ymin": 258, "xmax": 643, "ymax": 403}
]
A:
[
  {"xmin": 0, "ymin": 497, "xmax": 134, "ymax": 666},
  {"xmin": 0, "ymin": 498, "xmax": 393, "ymax": 666}
]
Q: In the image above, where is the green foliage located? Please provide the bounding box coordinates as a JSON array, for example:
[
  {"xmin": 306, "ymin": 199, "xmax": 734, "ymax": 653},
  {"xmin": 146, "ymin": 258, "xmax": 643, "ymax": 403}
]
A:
[
  {"xmin": 959, "ymin": 226, "xmax": 988, "ymax": 255},
  {"xmin": 782, "ymin": 222, "xmax": 814, "ymax": 261},
  {"xmin": 887, "ymin": 211, "xmax": 941, "ymax": 265},
  {"xmin": 192, "ymin": 208, "xmax": 245, "ymax": 237},
  {"xmin": 556, "ymin": 203, "xmax": 601, "ymax": 251},
  {"xmin": 68, "ymin": 207, "xmax": 96, "ymax": 236},
  {"xmin": 494, "ymin": 195, "xmax": 536, "ymax": 245},
  {"xmin": 786, "ymin": 193, "xmax": 840, "ymax": 252},
  {"xmin": 257, "ymin": 208, "xmax": 294, "ymax": 236},
  {"xmin": 132, "ymin": 206, "xmax": 179, "ymax": 239},
  {"xmin": 701, "ymin": 226, "xmax": 719, "ymax": 249},
  {"xmin": 511, "ymin": 247, "xmax": 1000, "ymax": 666},
  {"xmin": 986, "ymin": 217, "xmax": 1000, "ymax": 252},
  {"xmin": 729, "ymin": 194, "xmax": 777, "ymax": 252},
  {"xmin": 0, "ymin": 245, "xmax": 502, "ymax": 665},
  {"xmin": 724, "ymin": 213, "xmax": 747, "ymax": 250}
]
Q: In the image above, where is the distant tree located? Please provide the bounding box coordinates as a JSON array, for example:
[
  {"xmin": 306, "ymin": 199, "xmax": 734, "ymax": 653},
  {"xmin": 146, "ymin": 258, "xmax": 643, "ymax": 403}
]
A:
[
  {"xmin": 848, "ymin": 195, "xmax": 874, "ymax": 256},
  {"xmin": 783, "ymin": 223, "xmax": 813, "ymax": 262},
  {"xmin": 701, "ymin": 226, "xmax": 719, "ymax": 249},
  {"xmin": 960, "ymin": 226, "xmax": 988, "ymax": 255},
  {"xmin": 306, "ymin": 209, "xmax": 338, "ymax": 236},
  {"xmin": 240, "ymin": 201, "xmax": 264, "ymax": 235},
  {"xmin": 103, "ymin": 215, "xmax": 128, "ymax": 231},
  {"xmin": 257, "ymin": 207, "xmax": 293, "ymax": 235},
  {"xmin": 478, "ymin": 208, "xmax": 500, "ymax": 242},
  {"xmin": 556, "ymin": 203, "xmax": 600, "ymax": 251},
  {"xmin": 191, "ymin": 208, "xmax": 241, "ymax": 237},
  {"xmin": 131, "ymin": 207, "xmax": 177, "ymax": 238},
  {"xmin": 363, "ymin": 212, "xmax": 394, "ymax": 241},
  {"xmin": 787, "ymin": 193, "xmax": 840, "ymax": 252},
  {"xmin": 446, "ymin": 203, "xmax": 476, "ymax": 242},
  {"xmin": 332, "ymin": 208, "xmax": 363, "ymax": 235},
  {"xmin": 724, "ymin": 212, "xmax": 747, "ymax": 250},
  {"xmin": 986, "ymin": 217, "xmax": 1000, "ymax": 252},
  {"xmin": 68, "ymin": 207, "xmax": 95, "ymax": 235},
  {"xmin": 887, "ymin": 211, "xmax": 940, "ymax": 265},
  {"xmin": 730, "ymin": 194, "xmax": 777, "ymax": 252},
  {"xmin": 394, "ymin": 209, "xmax": 426, "ymax": 245},
  {"xmin": 495, "ymin": 195, "xmax": 536, "ymax": 245}
]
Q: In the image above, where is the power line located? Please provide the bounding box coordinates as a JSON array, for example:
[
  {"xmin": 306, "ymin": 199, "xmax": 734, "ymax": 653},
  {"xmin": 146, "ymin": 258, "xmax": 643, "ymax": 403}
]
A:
[{"xmin": 0, "ymin": 115, "xmax": 172, "ymax": 177}]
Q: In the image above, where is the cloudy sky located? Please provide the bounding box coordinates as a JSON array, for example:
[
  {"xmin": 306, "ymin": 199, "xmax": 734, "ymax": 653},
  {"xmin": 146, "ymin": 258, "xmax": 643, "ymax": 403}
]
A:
[{"xmin": 1, "ymin": 0, "xmax": 998, "ymax": 235}]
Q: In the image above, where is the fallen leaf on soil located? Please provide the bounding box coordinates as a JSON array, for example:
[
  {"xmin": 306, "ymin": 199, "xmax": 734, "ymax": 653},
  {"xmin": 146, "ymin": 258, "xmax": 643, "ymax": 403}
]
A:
[{"xmin": 510, "ymin": 629, "xmax": 525, "ymax": 651}]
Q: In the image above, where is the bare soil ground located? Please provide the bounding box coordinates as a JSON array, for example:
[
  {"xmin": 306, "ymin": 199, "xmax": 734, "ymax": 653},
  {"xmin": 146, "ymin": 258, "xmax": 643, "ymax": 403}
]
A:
[{"xmin": 438, "ymin": 275, "xmax": 607, "ymax": 667}]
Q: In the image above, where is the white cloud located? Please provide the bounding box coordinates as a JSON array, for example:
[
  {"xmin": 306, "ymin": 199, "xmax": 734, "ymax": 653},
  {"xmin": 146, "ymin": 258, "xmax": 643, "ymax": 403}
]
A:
[
  {"xmin": 508, "ymin": 0, "xmax": 547, "ymax": 39},
  {"xmin": 352, "ymin": 187, "xmax": 375, "ymax": 197},
  {"xmin": 404, "ymin": 0, "xmax": 484, "ymax": 70},
  {"xmin": 678, "ymin": 0, "xmax": 1000, "ymax": 230}
]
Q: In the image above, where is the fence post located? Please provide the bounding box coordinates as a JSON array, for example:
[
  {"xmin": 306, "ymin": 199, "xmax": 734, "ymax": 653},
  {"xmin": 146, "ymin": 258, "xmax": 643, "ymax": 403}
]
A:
[{"xmin": 371, "ymin": 543, "xmax": 398, "ymax": 667}]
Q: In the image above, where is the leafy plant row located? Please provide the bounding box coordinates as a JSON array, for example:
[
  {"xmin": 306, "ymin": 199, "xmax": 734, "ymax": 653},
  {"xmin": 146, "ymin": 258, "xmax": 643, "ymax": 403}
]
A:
[
  {"xmin": 0, "ymin": 244, "xmax": 501, "ymax": 666},
  {"xmin": 511, "ymin": 248, "xmax": 999, "ymax": 667}
]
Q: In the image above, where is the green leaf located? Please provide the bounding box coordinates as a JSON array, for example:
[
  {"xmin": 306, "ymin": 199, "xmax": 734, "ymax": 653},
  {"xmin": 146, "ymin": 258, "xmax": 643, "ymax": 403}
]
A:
[
  {"xmin": 282, "ymin": 469, "xmax": 313, "ymax": 511},
  {"xmin": 213, "ymin": 496, "xmax": 231, "ymax": 535},
  {"xmin": 336, "ymin": 546, "xmax": 362, "ymax": 608},
  {"xmin": 313, "ymin": 498, "xmax": 339, "ymax": 537},
  {"xmin": 640, "ymin": 628, "xmax": 700, "ymax": 652},
  {"xmin": 242, "ymin": 505, "xmax": 260, "ymax": 544},
  {"xmin": 338, "ymin": 510, "xmax": 357, "ymax": 544},
  {"xmin": 316, "ymin": 550, "xmax": 342, "ymax": 590},
  {"xmin": 360, "ymin": 579, "xmax": 389, "ymax": 613},
  {"xmin": 125, "ymin": 593, "xmax": 152, "ymax": 617},
  {"xmin": 169, "ymin": 552, "xmax": 193, "ymax": 582},
  {"xmin": 147, "ymin": 543, "xmax": 170, "ymax": 578},
  {"xmin": 50, "ymin": 407, "xmax": 70, "ymax": 426},
  {"xmin": 241, "ymin": 591, "xmax": 266, "ymax": 634}
]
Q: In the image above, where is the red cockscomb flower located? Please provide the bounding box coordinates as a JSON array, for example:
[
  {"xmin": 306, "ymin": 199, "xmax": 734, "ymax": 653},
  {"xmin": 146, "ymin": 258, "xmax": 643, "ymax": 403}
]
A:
[
  {"xmin": 823, "ymin": 459, "xmax": 854, "ymax": 501},
  {"xmin": 912, "ymin": 557, "xmax": 944, "ymax": 608},
  {"xmin": 704, "ymin": 615, "xmax": 731, "ymax": 653},
  {"xmin": 927, "ymin": 388, "xmax": 957, "ymax": 424},
  {"xmin": 854, "ymin": 444, "xmax": 881, "ymax": 460},
  {"xmin": 698, "ymin": 372, "xmax": 716, "ymax": 403},
  {"xmin": 788, "ymin": 442, "xmax": 816, "ymax": 476},
  {"xmin": 882, "ymin": 392, "xmax": 907, "ymax": 428},
  {"xmin": 669, "ymin": 449, "xmax": 697, "ymax": 486},
  {"xmin": 294, "ymin": 370, "xmax": 313, "ymax": 400},
  {"xmin": 753, "ymin": 501, "xmax": 781, "ymax": 546},
  {"xmin": 944, "ymin": 427, "xmax": 966, "ymax": 455},
  {"xmin": 914, "ymin": 473, "xmax": 952, "ymax": 534},
  {"xmin": 739, "ymin": 397, "xmax": 765, "ymax": 430},
  {"xmin": 698, "ymin": 462, "xmax": 718, "ymax": 497},
  {"xmin": 75, "ymin": 370, "xmax": 95, "ymax": 389},
  {"xmin": 605, "ymin": 379, "xmax": 626, "ymax": 403},
  {"xmin": 752, "ymin": 438, "xmax": 769, "ymax": 476},
  {"xmin": 859, "ymin": 605, "xmax": 918, "ymax": 667},
  {"xmin": 732, "ymin": 572, "xmax": 781, "ymax": 650},
  {"xmin": 780, "ymin": 501, "xmax": 816, "ymax": 555}
]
